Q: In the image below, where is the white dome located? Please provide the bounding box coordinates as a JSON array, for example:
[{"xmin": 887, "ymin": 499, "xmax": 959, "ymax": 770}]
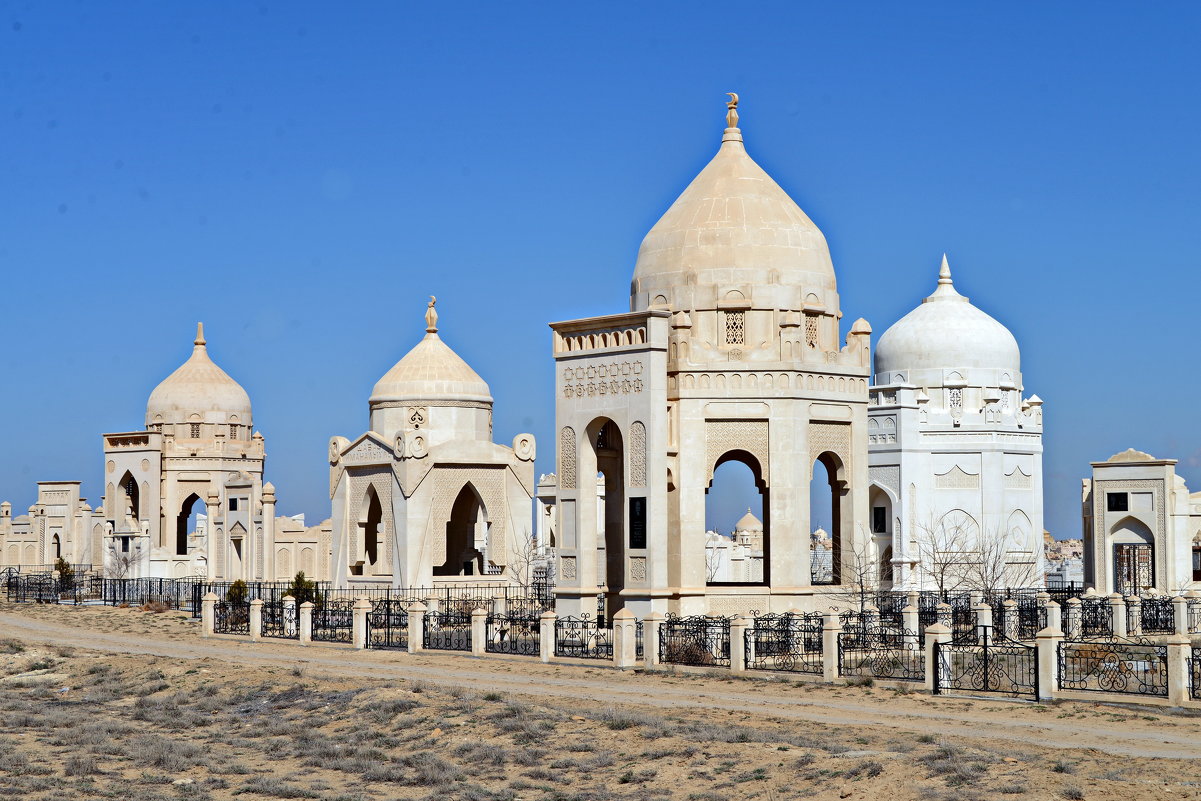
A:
[
  {"xmin": 369, "ymin": 299, "xmax": 492, "ymax": 407},
  {"xmin": 631, "ymin": 97, "xmax": 837, "ymax": 311},
  {"xmin": 874, "ymin": 256, "xmax": 1020, "ymax": 376},
  {"xmin": 146, "ymin": 323, "xmax": 252, "ymax": 425}
]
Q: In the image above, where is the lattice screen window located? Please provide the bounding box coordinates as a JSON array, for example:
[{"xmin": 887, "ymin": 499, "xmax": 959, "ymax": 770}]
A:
[
  {"xmin": 724, "ymin": 311, "xmax": 745, "ymax": 345},
  {"xmin": 229, "ymin": 424, "xmax": 239, "ymax": 440},
  {"xmin": 190, "ymin": 423, "xmax": 201, "ymax": 438},
  {"xmin": 948, "ymin": 389, "xmax": 963, "ymax": 416},
  {"xmin": 805, "ymin": 313, "xmax": 819, "ymax": 347}
]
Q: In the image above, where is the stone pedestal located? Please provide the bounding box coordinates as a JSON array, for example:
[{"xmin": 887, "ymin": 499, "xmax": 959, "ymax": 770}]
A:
[
  {"xmin": 471, "ymin": 608, "xmax": 487, "ymax": 657},
  {"xmin": 299, "ymin": 601, "xmax": 313, "ymax": 645},
  {"xmin": 201, "ymin": 592, "xmax": 217, "ymax": 638},
  {"xmin": 539, "ymin": 610, "xmax": 557, "ymax": 664},
  {"xmin": 407, "ymin": 602, "xmax": 426, "ymax": 654},
  {"xmin": 249, "ymin": 598, "xmax": 263, "ymax": 642}
]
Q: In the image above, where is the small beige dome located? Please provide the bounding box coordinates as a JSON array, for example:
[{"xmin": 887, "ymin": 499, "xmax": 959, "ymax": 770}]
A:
[
  {"xmin": 734, "ymin": 509, "xmax": 763, "ymax": 533},
  {"xmin": 631, "ymin": 99, "xmax": 836, "ymax": 311},
  {"xmin": 370, "ymin": 301, "xmax": 492, "ymax": 406},
  {"xmin": 146, "ymin": 324, "xmax": 252, "ymax": 426}
]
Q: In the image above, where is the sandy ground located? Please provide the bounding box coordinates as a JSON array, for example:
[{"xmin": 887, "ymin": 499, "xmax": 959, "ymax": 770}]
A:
[{"xmin": 1, "ymin": 601, "xmax": 1200, "ymax": 801}]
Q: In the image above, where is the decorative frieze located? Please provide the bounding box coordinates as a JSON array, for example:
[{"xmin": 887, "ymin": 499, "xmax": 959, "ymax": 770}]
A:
[
  {"xmin": 562, "ymin": 360, "xmax": 644, "ymax": 399},
  {"xmin": 706, "ymin": 420, "xmax": 769, "ymax": 481},
  {"xmin": 559, "ymin": 427, "xmax": 577, "ymax": 490},
  {"xmin": 934, "ymin": 465, "xmax": 980, "ymax": 489},
  {"xmin": 628, "ymin": 422, "xmax": 647, "ymax": 487}
]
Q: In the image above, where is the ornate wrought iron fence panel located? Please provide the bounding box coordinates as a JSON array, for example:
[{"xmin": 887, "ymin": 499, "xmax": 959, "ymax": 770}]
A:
[
  {"xmin": 951, "ymin": 605, "xmax": 977, "ymax": 643},
  {"xmin": 838, "ymin": 627, "xmax": 924, "ymax": 681},
  {"xmin": 934, "ymin": 627, "xmax": 1037, "ymax": 699},
  {"xmin": 213, "ymin": 601, "xmax": 251, "ymax": 635},
  {"xmin": 1138, "ymin": 598, "xmax": 1174, "ymax": 634},
  {"xmin": 260, "ymin": 600, "xmax": 298, "ymax": 639},
  {"xmin": 1191, "ymin": 653, "xmax": 1201, "ymax": 701},
  {"xmin": 554, "ymin": 615, "xmax": 613, "ymax": 660},
  {"xmin": 485, "ymin": 615, "xmax": 540, "ymax": 656},
  {"xmin": 1080, "ymin": 598, "xmax": 1112, "ymax": 637},
  {"xmin": 744, "ymin": 613, "xmax": 823, "ymax": 674},
  {"xmin": 659, "ymin": 615, "xmax": 731, "ymax": 667},
  {"xmin": 1057, "ymin": 636, "xmax": 1168, "ymax": 697},
  {"xmin": 367, "ymin": 600, "xmax": 408, "ymax": 650},
  {"xmin": 1016, "ymin": 600, "xmax": 1047, "ymax": 641},
  {"xmin": 311, "ymin": 600, "xmax": 355, "ymax": 643},
  {"xmin": 423, "ymin": 611, "xmax": 472, "ymax": 652}
]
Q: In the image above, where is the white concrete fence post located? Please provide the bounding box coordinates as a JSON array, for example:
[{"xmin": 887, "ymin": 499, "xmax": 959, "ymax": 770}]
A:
[
  {"xmin": 902, "ymin": 603, "xmax": 920, "ymax": 639},
  {"xmin": 822, "ymin": 612, "xmax": 842, "ymax": 683},
  {"xmin": 282, "ymin": 595, "xmax": 297, "ymax": 638},
  {"xmin": 1165, "ymin": 634, "xmax": 1192, "ymax": 707},
  {"xmin": 974, "ymin": 602, "xmax": 993, "ymax": 640},
  {"xmin": 201, "ymin": 592, "xmax": 217, "ymax": 638},
  {"xmin": 611, "ymin": 609, "xmax": 637, "ymax": 669},
  {"xmin": 407, "ymin": 602, "xmax": 426, "ymax": 654},
  {"xmin": 1002, "ymin": 599, "xmax": 1019, "ymax": 641},
  {"xmin": 1174, "ymin": 595, "xmax": 1190, "ymax": 636},
  {"xmin": 1126, "ymin": 596, "xmax": 1142, "ymax": 636},
  {"xmin": 352, "ymin": 597, "xmax": 371, "ymax": 650},
  {"xmin": 471, "ymin": 608, "xmax": 487, "ymax": 657},
  {"xmin": 1045, "ymin": 600, "xmax": 1062, "ymax": 633},
  {"xmin": 924, "ymin": 623, "xmax": 951, "ymax": 694},
  {"xmin": 492, "ymin": 595, "xmax": 507, "ymax": 617},
  {"xmin": 729, "ymin": 615, "xmax": 750, "ymax": 675},
  {"xmin": 539, "ymin": 610, "xmax": 557, "ymax": 664},
  {"xmin": 299, "ymin": 601, "xmax": 314, "ymax": 645},
  {"xmin": 644, "ymin": 612, "xmax": 663, "ymax": 668},
  {"xmin": 249, "ymin": 598, "xmax": 263, "ymax": 642},
  {"xmin": 1064, "ymin": 598, "xmax": 1081, "ymax": 639},
  {"xmin": 1109, "ymin": 593, "xmax": 1127, "ymax": 638},
  {"xmin": 1036, "ymin": 622, "xmax": 1063, "ymax": 702}
]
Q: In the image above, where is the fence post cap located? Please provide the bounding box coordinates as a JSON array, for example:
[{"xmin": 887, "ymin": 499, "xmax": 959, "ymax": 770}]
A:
[
  {"xmin": 787, "ymin": 607, "xmax": 805, "ymax": 615},
  {"xmin": 249, "ymin": 598, "xmax": 263, "ymax": 606},
  {"xmin": 934, "ymin": 602, "xmax": 952, "ymax": 611},
  {"xmin": 471, "ymin": 607, "xmax": 487, "ymax": 617},
  {"xmin": 612, "ymin": 608, "xmax": 637, "ymax": 621},
  {"xmin": 407, "ymin": 601, "xmax": 427, "ymax": 613},
  {"xmin": 1164, "ymin": 633, "xmax": 1191, "ymax": 645},
  {"xmin": 540, "ymin": 609, "xmax": 558, "ymax": 621},
  {"xmin": 1107, "ymin": 592, "xmax": 1124, "ymax": 601},
  {"xmin": 821, "ymin": 611, "xmax": 842, "ymax": 630},
  {"xmin": 1083, "ymin": 587, "xmax": 1098, "ymax": 596},
  {"xmin": 1035, "ymin": 590, "xmax": 1051, "ymax": 601},
  {"xmin": 1065, "ymin": 596, "xmax": 1082, "ymax": 606},
  {"xmin": 1126, "ymin": 595, "xmax": 1141, "ymax": 603},
  {"xmin": 901, "ymin": 604, "xmax": 918, "ymax": 614},
  {"xmin": 202, "ymin": 592, "xmax": 218, "ymax": 602},
  {"xmin": 1045, "ymin": 599, "xmax": 1060, "ymax": 610},
  {"xmin": 353, "ymin": 597, "xmax": 372, "ymax": 610},
  {"xmin": 1002, "ymin": 598, "xmax": 1018, "ymax": 608},
  {"xmin": 644, "ymin": 611, "xmax": 665, "ymax": 622},
  {"xmin": 924, "ymin": 622, "xmax": 950, "ymax": 635},
  {"xmin": 282, "ymin": 595, "xmax": 295, "ymax": 602},
  {"xmin": 300, "ymin": 601, "xmax": 315, "ymax": 609},
  {"xmin": 1035, "ymin": 624, "xmax": 1063, "ymax": 638}
]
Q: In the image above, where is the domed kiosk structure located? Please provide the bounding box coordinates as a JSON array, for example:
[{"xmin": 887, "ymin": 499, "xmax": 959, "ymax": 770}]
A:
[
  {"xmin": 548, "ymin": 96, "xmax": 874, "ymax": 617},
  {"xmin": 867, "ymin": 256, "xmax": 1044, "ymax": 591},
  {"xmin": 327, "ymin": 298, "xmax": 536, "ymax": 589}
]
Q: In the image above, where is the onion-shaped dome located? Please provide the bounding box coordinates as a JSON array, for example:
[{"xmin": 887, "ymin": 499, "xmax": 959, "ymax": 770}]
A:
[
  {"xmin": 734, "ymin": 509, "xmax": 763, "ymax": 533},
  {"xmin": 145, "ymin": 323, "xmax": 252, "ymax": 425},
  {"xmin": 369, "ymin": 297, "xmax": 493, "ymax": 407},
  {"xmin": 631, "ymin": 95, "xmax": 837, "ymax": 311},
  {"xmin": 874, "ymin": 256, "xmax": 1020, "ymax": 376}
]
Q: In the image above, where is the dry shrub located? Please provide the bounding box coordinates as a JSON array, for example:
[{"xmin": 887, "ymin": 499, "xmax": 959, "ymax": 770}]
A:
[
  {"xmin": 64, "ymin": 754, "xmax": 98, "ymax": 776},
  {"xmin": 140, "ymin": 601, "xmax": 169, "ymax": 614}
]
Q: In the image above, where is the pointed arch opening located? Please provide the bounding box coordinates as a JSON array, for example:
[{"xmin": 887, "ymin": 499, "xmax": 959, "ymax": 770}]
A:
[
  {"xmin": 437, "ymin": 484, "xmax": 488, "ymax": 576},
  {"xmin": 868, "ymin": 485, "xmax": 894, "ymax": 588},
  {"xmin": 118, "ymin": 471, "xmax": 140, "ymax": 526},
  {"xmin": 352, "ymin": 485, "xmax": 384, "ymax": 576},
  {"xmin": 51, "ymin": 533, "xmax": 61, "ymax": 561},
  {"xmin": 586, "ymin": 418, "xmax": 625, "ymax": 618},
  {"xmin": 177, "ymin": 494, "xmax": 206, "ymax": 556},
  {"xmin": 705, "ymin": 451, "xmax": 768, "ymax": 585},
  {"xmin": 810, "ymin": 452, "xmax": 845, "ymax": 585}
]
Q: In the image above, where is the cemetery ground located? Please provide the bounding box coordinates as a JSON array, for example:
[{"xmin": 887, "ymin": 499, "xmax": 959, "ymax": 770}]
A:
[{"xmin": 1, "ymin": 601, "xmax": 1201, "ymax": 801}]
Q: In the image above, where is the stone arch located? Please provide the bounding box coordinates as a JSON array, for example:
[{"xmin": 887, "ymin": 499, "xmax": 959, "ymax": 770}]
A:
[
  {"xmin": 176, "ymin": 493, "xmax": 205, "ymax": 557},
  {"xmin": 868, "ymin": 484, "xmax": 896, "ymax": 587},
  {"xmin": 51, "ymin": 533, "xmax": 61, "ymax": 561},
  {"xmin": 1110, "ymin": 515, "xmax": 1155, "ymax": 595},
  {"xmin": 585, "ymin": 417, "xmax": 627, "ymax": 617},
  {"xmin": 811, "ymin": 451, "xmax": 847, "ymax": 584},
  {"xmin": 117, "ymin": 471, "xmax": 140, "ymax": 523},
  {"xmin": 706, "ymin": 450, "xmax": 770, "ymax": 586},
  {"xmin": 353, "ymin": 485, "xmax": 383, "ymax": 575},
  {"xmin": 437, "ymin": 483, "xmax": 489, "ymax": 576}
]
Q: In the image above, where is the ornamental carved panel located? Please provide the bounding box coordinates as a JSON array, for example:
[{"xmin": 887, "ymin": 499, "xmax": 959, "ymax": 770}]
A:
[
  {"xmin": 934, "ymin": 466, "xmax": 981, "ymax": 490},
  {"xmin": 560, "ymin": 555, "xmax": 577, "ymax": 580},
  {"xmin": 808, "ymin": 422, "xmax": 850, "ymax": 465},
  {"xmin": 559, "ymin": 427, "xmax": 577, "ymax": 490},
  {"xmin": 425, "ymin": 467, "xmax": 509, "ymax": 567},
  {"xmin": 869, "ymin": 465, "xmax": 900, "ymax": 498},
  {"xmin": 706, "ymin": 420, "xmax": 769, "ymax": 482},
  {"xmin": 348, "ymin": 467, "xmax": 394, "ymax": 573},
  {"xmin": 562, "ymin": 360, "xmax": 644, "ymax": 399},
  {"xmin": 1004, "ymin": 468, "xmax": 1033, "ymax": 490},
  {"xmin": 629, "ymin": 421, "xmax": 647, "ymax": 487},
  {"xmin": 629, "ymin": 556, "xmax": 647, "ymax": 582}
]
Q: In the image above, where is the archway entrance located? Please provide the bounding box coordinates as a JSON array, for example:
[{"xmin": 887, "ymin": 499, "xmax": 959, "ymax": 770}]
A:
[
  {"xmin": 705, "ymin": 452, "xmax": 768, "ymax": 585},
  {"xmin": 352, "ymin": 487, "xmax": 385, "ymax": 576},
  {"xmin": 588, "ymin": 419, "xmax": 625, "ymax": 618},
  {"xmin": 868, "ymin": 486, "xmax": 894, "ymax": 588},
  {"xmin": 1111, "ymin": 517, "xmax": 1154, "ymax": 595},
  {"xmin": 177, "ymin": 494, "xmax": 206, "ymax": 557},
  {"xmin": 437, "ymin": 485, "xmax": 487, "ymax": 576}
]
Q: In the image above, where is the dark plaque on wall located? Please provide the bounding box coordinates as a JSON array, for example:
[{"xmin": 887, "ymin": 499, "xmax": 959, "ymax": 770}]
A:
[{"xmin": 629, "ymin": 496, "xmax": 647, "ymax": 549}]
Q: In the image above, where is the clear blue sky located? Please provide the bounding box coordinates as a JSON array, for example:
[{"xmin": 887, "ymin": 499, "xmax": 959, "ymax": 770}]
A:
[{"xmin": 2, "ymin": 2, "xmax": 1198, "ymax": 541}]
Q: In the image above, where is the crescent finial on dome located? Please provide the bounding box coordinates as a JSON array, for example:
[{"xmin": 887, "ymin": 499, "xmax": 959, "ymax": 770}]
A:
[
  {"xmin": 725, "ymin": 92, "xmax": 739, "ymax": 129},
  {"xmin": 425, "ymin": 296, "xmax": 438, "ymax": 334}
]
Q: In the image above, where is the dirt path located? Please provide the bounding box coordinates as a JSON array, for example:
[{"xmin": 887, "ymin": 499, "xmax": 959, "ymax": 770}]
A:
[{"xmin": 2, "ymin": 606, "xmax": 1198, "ymax": 760}]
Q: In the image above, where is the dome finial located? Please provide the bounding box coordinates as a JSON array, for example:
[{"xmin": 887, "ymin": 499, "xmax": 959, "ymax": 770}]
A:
[
  {"xmin": 725, "ymin": 92, "xmax": 739, "ymax": 128},
  {"xmin": 194, "ymin": 322, "xmax": 206, "ymax": 347},
  {"xmin": 425, "ymin": 296, "xmax": 438, "ymax": 334},
  {"xmin": 938, "ymin": 253, "xmax": 952, "ymax": 285}
]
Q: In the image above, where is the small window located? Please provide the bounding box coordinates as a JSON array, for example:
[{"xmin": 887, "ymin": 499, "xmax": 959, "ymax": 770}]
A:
[
  {"xmin": 1192, "ymin": 546, "xmax": 1201, "ymax": 582},
  {"xmin": 724, "ymin": 311, "xmax": 745, "ymax": 346},
  {"xmin": 1107, "ymin": 492, "xmax": 1129, "ymax": 512},
  {"xmin": 872, "ymin": 506, "xmax": 887, "ymax": 534},
  {"xmin": 190, "ymin": 423, "xmax": 201, "ymax": 438},
  {"xmin": 804, "ymin": 313, "xmax": 819, "ymax": 348},
  {"xmin": 229, "ymin": 424, "xmax": 238, "ymax": 440},
  {"xmin": 120, "ymin": 536, "xmax": 130, "ymax": 554},
  {"xmin": 228, "ymin": 498, "xmax": 239, "ymax": 512}
]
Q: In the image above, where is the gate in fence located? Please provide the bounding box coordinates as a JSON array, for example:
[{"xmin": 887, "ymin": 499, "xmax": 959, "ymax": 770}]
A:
[
  {"xmin": 485, "ymin": 615, "xmax": 540, "ymax": 655},
  {"xmin": 423, "ymin": 611, "xmax": 472, "ymax": 651},
  {"xmin": 935, "ymin": 626, "xmax": 1038, "ymax": 699},
  {"xmin": 366, "ymin": 600, "xmax": 409, "ymax": 650},
  {"xmin": 311, "ymin": 600, "xmax": 355, "ymax": 643},
  {"xmin": 838, "ymin": 626, "xmax": 924, "ymax": 682},
  {"xmin": 744, "ymin": 613, "xmax": 823, "ymax": 674},
  {"xmin": 1058, "ymin": 635, "xmax": 1168, "ymax": 697},
  {"xmin": 554, "ymin": 615, "xmax": 613, "ymax": 660}
]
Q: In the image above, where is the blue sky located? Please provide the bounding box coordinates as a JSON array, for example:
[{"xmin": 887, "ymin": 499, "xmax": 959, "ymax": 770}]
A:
[{"xmin": 1, "ymin": 2, "xmax": 1198, "ymax": 540}]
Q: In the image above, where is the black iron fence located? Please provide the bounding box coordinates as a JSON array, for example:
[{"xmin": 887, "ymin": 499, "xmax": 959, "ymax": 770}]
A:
[
  {"xmin": 1058, "ymin": 636, "xmax": 1168, "ymax": 697},
  {"xmin": 935, "ymin": 627, "xmax": 1038, "ymax": 698},
  {"xmin": 213, "ymin": 600, "xmax": 250, "ymax": 635},
  {"xmin": 1191, "ymin": 653, "xmax": 1201, "ymax": 701},
  {"xmin": 485, "ymin": 614, "xmax": 540, "ymax": 656},
  {"xmin": 366, "ymin": 599, "xmax": 409, "ymax": 650},
  {"xmin": 260, "ymin": 599, "xmax": 298, "ymax": 639},
  {"xmin": 838, "ymin": 626, "xmax": 924, "ymax": 682},
  {"xmin": 1136, "ymin": 598, "xmax": 1175, "ymax": 634},
  {"xmin": 423, "ymin": 611, "xmax": 472, "ymax": 652},
  {"xmin": 659, "ymin": 615, "xmax": 731, "ymax": 668},
  {"xmin": 745, "ymin": 612, "xmax": 823, "ymax": 674},
  {"xmin": 311, "ymin": 600, "xmax": 355, "ymax": 643},
  {"xmin": 554, "ymin": 615, "xmax": 612, "ymax": 660},
  {"xmin": 1079, "ymin": 598, "xmax": 1112, "ymax": 637}
]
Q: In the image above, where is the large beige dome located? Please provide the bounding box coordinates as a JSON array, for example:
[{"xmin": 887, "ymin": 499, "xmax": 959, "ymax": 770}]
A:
[
  {"xmin": 370, "ymin": 301, "xmax": 492, "ymax": 406},
  {"xmin": 631, "ymin": 99, "xmax": 837, "ymax": 311},
  {"xmin": 146, "ymin": 323, "xmax": 252, "ymax": 425},
  {"xmin": 874, "ymin": 256, "xmax": 1020, "ymax": 376}
]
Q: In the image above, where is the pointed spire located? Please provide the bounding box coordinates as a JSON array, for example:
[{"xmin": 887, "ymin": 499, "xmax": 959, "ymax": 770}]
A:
[
  {"xmin": 194, "ymin": 322, "xmax": 206, "ymax": 347},
  {"xmin": 722, "ymin": 92, "xmax": 743, "ymax": 145},
  {"xmin": 424, "ymin": 295, "xmax": 438, "ymax": 334},
  {"xmin": 938, "ymin": 253, "xmax": 952, "ymax": 285},
  {"xmin": 926, "ymin": 253, "xmax": 967, "ymax": 303}
]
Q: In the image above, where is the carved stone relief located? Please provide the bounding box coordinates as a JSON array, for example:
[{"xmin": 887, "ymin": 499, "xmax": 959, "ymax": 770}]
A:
[
  {"xmin": 425, "ymin": 467, "xmax": 509, "ymax": 567},
  {"xmin": 629, "ymin": 422, "xmax": 647, "ymax": 487},
  {"xmin": 562, "ymin": 360, "xmax": 644, "ymax": 398},
  {"xmin": 706, "ymin": 420, "xmax": 769, "ymax": 482},
  {"xmin": 934, "ymin": 466, "xmax": 980, "ymax": 489},
  {"xmin": 559, "ymin": 427, "xmax": 577, "ymax": 490},
  {"xmin": 809, "ymin": 422, "xmax": 851, "ymax": 465},
  {"xmin": 869, "ymin": 465, "xmax": 900, "ymax": 498}
]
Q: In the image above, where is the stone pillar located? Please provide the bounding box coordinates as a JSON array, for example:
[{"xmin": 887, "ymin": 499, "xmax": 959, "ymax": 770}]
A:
[
  {"xmin": 539, "ymin": 610, "xmax": 557, "ymax": 664},
  {"xmin": 425, "ymin": 597, "xmax": 441, "ymax": 615},
  {"xmin": 1064, "ymin": 598, "xmax": 1081, "ymax": 639},
  {"xmin": 611, "ymin": 608, "xmax": 637, "ymax": 669},
  {"xmin": 1173, "ymin": 595, "xmax": 1189, "ymax": 636},
  {"xmin": 299, "ymin": 601, "xmax": 313, "ymax": 645},
  {"xmin": 1045, "ymin": 600, "xmax": 1062, "ymax": 633},
  {"xmin": 407, "ymin": 602, "xmax": 426, "ymax": 654},
  {"xmin": 822, "ymin": 612, "xmax": 842, "ymax": 683},
  {"xmin": 1035, "ymin": 624, "xmax": 1063, "ymax": 702},
  {"xmin": 1109, "ymin": 593, "xmax": 1127, "ymax": 638},
  {"xmin": 969, "ymin": 591, "xmax": 983, "ymax": 609},
  {"xmin": 974, "ymin": 602, "xmax": 993, "ymax": 640},
  {"xmin": 730, "ymin": 615, "xmax": 750, "ymax": 675},
  {"xmin": 901, "ymin": 604, "xmax": 920, "ymax": 638},
  {"xmin": 1126, "ymin": 596, "xmax": 1142, "ymax": 636},
  {"xmin": 201, "ymin": 592, "xmax": 217, "ymax": 638},
  {"xmin": 471, "ymin": 608, "xmax": 487, "ymax": 657},
  {"xmin": 924, "ymin": 623, "xmax": 951, "ymax": 694},
  {"xmin": 1165, "ymin": 634, "xmax": 1192, "ymax": 707},
  {"xmin": 1001, "ymin": 599, "xmax": 1019, "ymax": 640},
  {"xmin": 643, "ymin": 612, "xmax": 663, "ymax": 669},
  {"xmin": 906, "ymin": 591, "xmax": 920, "ymax": 612},
  {"xmin": 935, "ymin": 602, "xmax": 952, "ymax": 631},
  {"xmin": 352, "ymin": 597, "xmax": 371, "ymax": 650},
  {"xmin": 282, "ymin": 595, "xmax": 297, "ymax": 638},
  {"xmin": 249, "ymin": 598, "xmax": 263, "ymax": 642}
]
